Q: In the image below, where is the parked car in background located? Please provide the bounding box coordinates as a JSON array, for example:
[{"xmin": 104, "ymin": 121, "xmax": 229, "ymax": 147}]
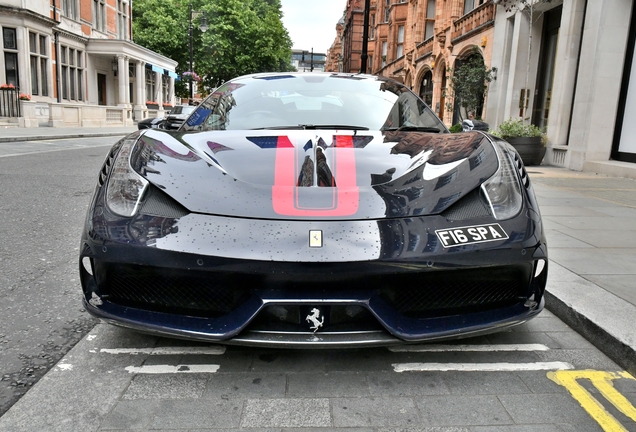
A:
[
  {"xmin": 137, "ymin": 117, "xmax": 165, "ymax": 130},
  {"xmin": 165, "ymin": 104, "xmax": 196, "ymax": 130},
  {"xmin": 80, "ymin": 72, "xmax": 547, "ymax": 348}
]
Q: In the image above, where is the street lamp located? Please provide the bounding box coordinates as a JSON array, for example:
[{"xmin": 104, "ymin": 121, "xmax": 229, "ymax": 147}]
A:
[
  {"xmin": 301, "ymin": 48, "xmax": 314, "ymax": 72},
  {"xmin": 189, "ymin": 2, "xmax": 208, "ymax": 101}
]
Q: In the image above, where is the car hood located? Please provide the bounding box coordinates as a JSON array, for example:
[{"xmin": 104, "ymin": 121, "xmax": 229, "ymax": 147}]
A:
[{"xmin": 133, "ymin": 129, "xmax": 498, "ymax": 220}]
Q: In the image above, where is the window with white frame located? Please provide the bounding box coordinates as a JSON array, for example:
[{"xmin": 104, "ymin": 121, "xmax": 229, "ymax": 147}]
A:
[
  {"xmin": 397, "ymin": 25, "xmax": 404, "ymax": 58},
  {"xmin": 382, "ymin": 41, "xmax": 387, "ymax": 67},
  {"xmin": 384, "ymin": 0, "xmax": 390, "ymax": 22},
  {"xmin": 162, "ymin": 75, "xmax": 169, "ymax": 104},
  {"xmin": 61, "ymin": 0, "xmax": 78, "ymax": 20},
  {"xmin": 29, "ymin": 32, "xmax": 49, "ymax": 96},
  {"xmin": 60, "ymin": 46, "xmax": 84, "ymax": 101},
  {"xmin": 117, "ymin": 0, "xmax": 129, "ymax": 39},
  {"xmin": 94, "ymin": 0, "xmax": 106, "ymax": 33},
  {"xmin": 2, "ymin": 27, "xmax": 19, "ymax": 87},
  {"xmin": 146, "ymin": 68, "xmax": 156, "ymax": 103}
]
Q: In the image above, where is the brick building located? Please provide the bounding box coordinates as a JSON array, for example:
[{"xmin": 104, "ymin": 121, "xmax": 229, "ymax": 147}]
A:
[
  {"xmin": 0, "ymin": 0, "xmax": 177, "ymax": 127},
  {"xmin": 329, "ymin": 0, "xmax": 495, "ymax": 126},
  {"xmin": 330, "ymin": 0, "xmax": 636, "ymax": 177}
]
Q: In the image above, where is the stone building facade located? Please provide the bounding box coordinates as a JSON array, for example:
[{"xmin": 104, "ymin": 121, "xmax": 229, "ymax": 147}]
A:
[
  {"xmin": 0, "ymin": 0, "xmax": 177, "ymax": 128},
  {"xmin": 487, "ymin": 0, "xmax": 636, "ymax": 177}
]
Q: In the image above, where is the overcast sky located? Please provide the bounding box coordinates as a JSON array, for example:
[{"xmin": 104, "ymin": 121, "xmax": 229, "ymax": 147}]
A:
[{"xmin": 280, "ymin": 0, "xmax": 346, "ymax": 54}]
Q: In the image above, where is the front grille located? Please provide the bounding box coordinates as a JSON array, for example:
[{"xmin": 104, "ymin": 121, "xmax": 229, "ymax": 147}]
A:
[
  {"xmin": 96, "ymin": 263, "xmax": 252, "ymax": 318},
  {"xmin": 378, "ymin": 266, "xmax": 528, "ymax": 318},
  {"xmin": 93, "ymin": 262, "xmax": 530, "ymax": 321}
]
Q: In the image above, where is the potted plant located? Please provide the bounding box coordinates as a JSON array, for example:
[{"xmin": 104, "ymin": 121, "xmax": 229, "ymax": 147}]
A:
[
  {"xmin": 146, "ymin": 100, "xmax": 159, "ymax": 109},
  {"xmin": 19, "ymin": 93, "xmax": 31, "ymax": 101},
  {"xmin": 492, "ymin": 118, "xmax": 546, "ymax": 166}
]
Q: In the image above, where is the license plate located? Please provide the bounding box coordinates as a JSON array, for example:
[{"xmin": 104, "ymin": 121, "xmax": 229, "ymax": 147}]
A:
[{"xmin": 435, "ymin": 223, "xmax": 508, "ymax": 248}]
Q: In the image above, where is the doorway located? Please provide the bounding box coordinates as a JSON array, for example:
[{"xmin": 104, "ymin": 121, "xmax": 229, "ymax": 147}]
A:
[
  {"xmin": 97, "ymin": 73, "xmax": 106, "ymax": 106},
  {"xmin": 612, "ymin": 1, "xmax": 636, "ymax": 162},
  {"xmin": 532, "ymin": 6, "xmax": 562, "ymax": 130}
]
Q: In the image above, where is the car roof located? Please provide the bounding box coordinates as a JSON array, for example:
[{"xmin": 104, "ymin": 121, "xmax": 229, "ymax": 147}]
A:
[{"xmin": 229, "ymin": 71, "xmax": 390, "ymax": 83}]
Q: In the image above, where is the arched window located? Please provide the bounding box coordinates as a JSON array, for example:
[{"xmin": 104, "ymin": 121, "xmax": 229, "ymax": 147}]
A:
[{"xmin": 419, "ymin": 70, "xmax": 433, "ymax": 107}]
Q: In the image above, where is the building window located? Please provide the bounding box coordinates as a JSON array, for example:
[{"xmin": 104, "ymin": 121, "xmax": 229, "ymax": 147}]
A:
[
  {"xmin": 382, "ymin": 41, "xmax": 388, "ymax": 67},
  {"xmin": 397, "ymin": 25, "xmax": 404, "ymax": 58},
  {"xmin": 385, "ymin": 0, "xmax": 390, "ymax": 22},
  {"xmin": 162, "ymin": 75, "xmax": 169, "ymax": 103},
  {"xmin": 94, "ymin": 0, "xmax": 106, "ymax": 32},
  {"xmin": 60, "ymin": 46, "xmax": 84, "ymax": 101},
  {"xmin": 425, "ymin": 0, "xmax": 436, "ymax": 40},
  {"xmin": 61, "ymin": 0, "xmax": 78, "ymax": 20},
  {"xmin": 370, "ymin": 15, "xmax": 375, "ymax": 39},
  {"xmin": 29, "ymin": 32, "xmax": 49, "ymax": 96},
  {"xmin": 117, "ymin": 0, "xmax": 128, "ymax": 39},
  {"xmin": 420, "ymin": 70, "xmax": 433, "ymax": 107},
  {"xmin": 146, "ymin": 68, "xmax": 156, "ymax": 103},
  {"xmin": 463, "ymin": 0, "xmax": 485, "ymax": 15},
  {"xmin": 2, "ymin": 27, "xmax": 19, "ymax": 88}
]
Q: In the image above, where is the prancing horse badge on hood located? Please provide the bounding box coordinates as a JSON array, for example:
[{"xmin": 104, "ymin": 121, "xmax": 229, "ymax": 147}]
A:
[{"xmin": 306, "ymin": 308, "xmax": 324, "ymax": 332}]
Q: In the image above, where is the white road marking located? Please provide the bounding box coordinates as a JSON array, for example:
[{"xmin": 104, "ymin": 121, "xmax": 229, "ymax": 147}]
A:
[
  {"xmin": 56, "ymin": 363, "xmax": 73, "ymax": 371},
  {"xmin": 125, "ymin": 364, "xmax": 220, "ymax": 374},
  {"xmin": 389, "ymin": 343, "xmax": 550, "ymax": 352},
  {"xmin": 100, "ymin": 346, "xmax": 226, "ymax": 355},
  {"xmin": 392, "ymin": 361, "xmax": 574, "ymax": 372}
]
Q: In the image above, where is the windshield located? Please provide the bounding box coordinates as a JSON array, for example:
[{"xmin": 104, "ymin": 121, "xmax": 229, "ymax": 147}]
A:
[
  {"xmin": 170, "ymin": 106, "xmax": 196, "ymax": 115},
  {"xmin": 181, "ymin": 74, "xmax": 448, "ymax": 133}
]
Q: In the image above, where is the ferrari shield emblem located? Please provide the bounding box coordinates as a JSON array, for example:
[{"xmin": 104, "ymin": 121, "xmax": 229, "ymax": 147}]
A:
[
  {"xmin": 306, "ymin": 308, "xmax": 324, "ymax": 332},
  {"xmin": 309, "ymin": 230, "xmax": 323, "ymax": 248}
]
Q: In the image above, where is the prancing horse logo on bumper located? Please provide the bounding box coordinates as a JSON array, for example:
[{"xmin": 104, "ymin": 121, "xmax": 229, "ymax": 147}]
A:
[{"xmin": 306, "ymin": 308, "xmax": 324, "ymax": 332}]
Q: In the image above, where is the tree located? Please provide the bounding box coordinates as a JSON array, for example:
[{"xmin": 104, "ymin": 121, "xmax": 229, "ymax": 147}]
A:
[
  {"xmin": 132, "ymin": 0, "xmax": 293, "ymax": 98},
  {"xmin": 447, "ymin": 50, "xmax": 493, "ymax": 121}
]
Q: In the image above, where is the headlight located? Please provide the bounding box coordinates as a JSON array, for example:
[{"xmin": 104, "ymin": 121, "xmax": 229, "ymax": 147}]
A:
[
  {"xmin": 481, "ymin": 141, "xmax": 523, "ymax": 220},
  {"xmin": 105, "ymin": 136, "xmax": 148, "ymax": 217}
]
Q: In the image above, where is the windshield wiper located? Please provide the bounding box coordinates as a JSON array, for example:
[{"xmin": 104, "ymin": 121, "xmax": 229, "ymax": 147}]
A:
[
  {"xmin": 381, "ymin": 126, "xmax": 442, "ymax": 133},
  {"xmin": 253, "ymin": 124, "xmax": 369, "ymax": 131}
]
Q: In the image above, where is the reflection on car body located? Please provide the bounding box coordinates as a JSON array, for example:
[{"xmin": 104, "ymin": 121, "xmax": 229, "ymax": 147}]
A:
[
  {"xmin": 165, "ymin": 105, "xmax": 196, "ymax": 130},
  {"xmin": 136, "ymin": 117, "xmax": 165, "ymax": 130},
  {"xmin": 80, "ymin": 72, "xmax": 547, "ymax": 348}
]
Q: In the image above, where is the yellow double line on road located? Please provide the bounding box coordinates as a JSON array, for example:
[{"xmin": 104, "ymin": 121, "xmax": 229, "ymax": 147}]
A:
[{"xmin": 548, "ymin": 370, "xmax": 636, "ymax": 432}]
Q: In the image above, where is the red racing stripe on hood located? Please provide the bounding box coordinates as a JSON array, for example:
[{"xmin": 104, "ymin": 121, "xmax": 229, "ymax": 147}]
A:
[{"xmin": 272, "ymin": 135, "xmax": 359, "ymax": 217}]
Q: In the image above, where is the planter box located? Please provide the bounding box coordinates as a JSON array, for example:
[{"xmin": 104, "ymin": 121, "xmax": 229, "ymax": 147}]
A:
[
  {"xmin": 506, "ymin": 136, "xmax": 546, "ymax": 166},
  {"xmin": 146, "ymin": 104, "xmax": 159, "ymax": 109}
]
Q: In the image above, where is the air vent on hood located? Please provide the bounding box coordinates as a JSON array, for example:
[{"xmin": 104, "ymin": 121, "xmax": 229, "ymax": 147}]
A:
[
  {"xmin": 138, "ymin": 184, "xmax": 189, "ymax": 218},
  {"xmin": 441, "ymin": 188, "xmax": 492, "ymax": 221}
]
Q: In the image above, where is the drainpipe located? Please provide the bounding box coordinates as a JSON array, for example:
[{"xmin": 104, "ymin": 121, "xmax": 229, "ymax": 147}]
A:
[
  {"xmin": 54, "ymin": 31, "xmax": 61, "ymax": 103},
  {"xmin": 360, "ymin": 0, "xmax": 371, "ymax": 73},
  {"xmin": 53, "ymin": 0, "xmax": 61, "ymax": 103}
]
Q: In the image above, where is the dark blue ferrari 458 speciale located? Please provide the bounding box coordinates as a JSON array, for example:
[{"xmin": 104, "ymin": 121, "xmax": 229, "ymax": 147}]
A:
[{"xmin": 79, "ymin": 72, "xmax": 547, "ymax": 347}]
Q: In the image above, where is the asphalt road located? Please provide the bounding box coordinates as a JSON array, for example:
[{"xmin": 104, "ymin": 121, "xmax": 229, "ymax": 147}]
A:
[
  {"xmin": 0, "ymin": 137, "xmax": 635, "ymax": 431},
  {"xmin": 0, "ymin": 137, "xmax": 118, "ymax": 415}
]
